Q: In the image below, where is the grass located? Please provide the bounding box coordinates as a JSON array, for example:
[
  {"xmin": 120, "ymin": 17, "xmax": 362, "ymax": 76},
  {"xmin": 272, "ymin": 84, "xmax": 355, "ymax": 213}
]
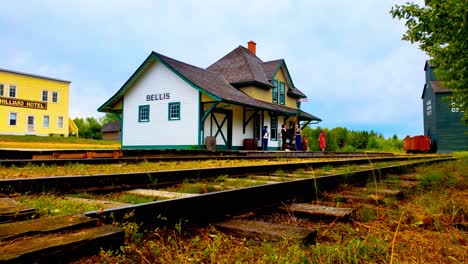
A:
[
  {"xmin": 17, "ymin": 193, "xmax": 102, "ymax": 216},
  {"xmin": 0, "ymin": 134, "xmax": 119, "ymax": 149}
]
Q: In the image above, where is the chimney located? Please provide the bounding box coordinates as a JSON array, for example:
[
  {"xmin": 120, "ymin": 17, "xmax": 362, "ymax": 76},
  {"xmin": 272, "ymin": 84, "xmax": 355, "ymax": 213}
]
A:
[{"xmin": 247, "ymin": 41, "xmax": 256, "ymax": 55}]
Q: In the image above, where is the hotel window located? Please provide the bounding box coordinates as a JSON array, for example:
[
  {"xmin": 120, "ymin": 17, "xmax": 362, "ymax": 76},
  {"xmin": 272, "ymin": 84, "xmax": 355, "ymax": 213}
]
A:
[
  {"xmin": 139, "ymin": 105, "xmax": 150, "ymax": 122},
  {"xmin": 9, "ymin": 112, "xmax": 17, "ymax": 126},
  {"xmin": 168, "ymin": 102, "xmax": 181, "ymax": 120},
  {"xmin": 9, "ymin": 85, "xmax": 16, "ymax": 97},
  {"xmin": 272, "ymin": 80, "xmax": 278, "ymax": 103},
  {"xmin": 270, "ymin": 116, "xmax": 278, "ymax": 141},
  {"xmin": 0, "ymin": 84, "xmax": 4, "ymax": 96},
  {"xmin": 42, "ymin": 90, "xmax": 48, "ymax": 102},
  {"xmin": 52, "ymin": 91, "xmax": 58, "ymax": 103},
  {"xmin": 279, "ymin": 82, "xmax": 285, "ymax": 105},
  {"xmin": 43, "ymin": 115, "xmax": 49, "ymax": 128},
  {"xmin": 58, "ymin": 116, "xmax": 63, "ymax": 128}
]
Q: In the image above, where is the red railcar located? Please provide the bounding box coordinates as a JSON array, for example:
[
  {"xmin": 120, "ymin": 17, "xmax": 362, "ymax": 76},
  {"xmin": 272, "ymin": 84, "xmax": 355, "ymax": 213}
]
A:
[{"xmin": 403, "ymin": 135, "xmax": 431, "ymax": 153}]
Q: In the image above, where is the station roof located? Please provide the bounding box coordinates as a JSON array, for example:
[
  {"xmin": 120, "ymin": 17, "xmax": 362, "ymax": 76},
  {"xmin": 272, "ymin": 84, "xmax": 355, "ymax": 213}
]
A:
[{"xmin": 99, "ymin": 49, "xmax": 320, "ymax": 122}]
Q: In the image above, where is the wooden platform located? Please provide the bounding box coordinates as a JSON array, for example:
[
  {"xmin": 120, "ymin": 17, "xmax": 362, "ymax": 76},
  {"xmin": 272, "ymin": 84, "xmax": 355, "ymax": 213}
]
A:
[
  {"xmin": 214, "ymin": 219, "xmax": 317, "ymax": 244},
  {"xmin": 279, "ymin": 203, "xmax": 355, "ymax": 220},
  {"xmin": 0, "ymin": 214, "xmax": 124, "ymax": 263},
  {"xmin": 0, "ymin": 198, "xmax": 37, "ymax": 223}
]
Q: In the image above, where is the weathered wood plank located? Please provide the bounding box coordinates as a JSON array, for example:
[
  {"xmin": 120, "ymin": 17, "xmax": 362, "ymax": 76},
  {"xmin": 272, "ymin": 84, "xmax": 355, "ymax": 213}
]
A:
[
  {"xmin": 0, "ymin": 198, "xmax": 37, "ymax": 223},
  {"xmin": 331, "ymin": 192, "xmax": 384, "ymax": 205},
  {"xmin": 214, "ymin": 219, "xmax": 317, "ymax": 244},
  {"xmin": 279, "ymin": 204, "xmax": 355, "ymax": 220},
  {"xmin": 126, "ymin": 189, "xmax": 198, "ymax": 199},
  {"xmin": 0, "ymin": 214, "xmax": 97, "ymax": 242},
  {"xmin": 0, "ymin": 225, "xmax": 124, "ymax": 263},
  {"xmin": 356, "ymin": 188, "xmax": 404, "ymax": 199}
]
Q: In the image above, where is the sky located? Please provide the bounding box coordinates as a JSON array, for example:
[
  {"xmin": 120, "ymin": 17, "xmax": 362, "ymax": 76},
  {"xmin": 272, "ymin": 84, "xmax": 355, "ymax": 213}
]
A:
[{"xmin": 0, "ymin": 0, "xmax": 427, "ymax": 139}]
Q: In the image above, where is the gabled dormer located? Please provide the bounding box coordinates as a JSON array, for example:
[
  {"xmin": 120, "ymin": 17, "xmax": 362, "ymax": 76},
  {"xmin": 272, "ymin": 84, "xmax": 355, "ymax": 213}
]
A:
[{"xmin": 207, "ymin": 41, "xmax": 307, "ymax": 109}]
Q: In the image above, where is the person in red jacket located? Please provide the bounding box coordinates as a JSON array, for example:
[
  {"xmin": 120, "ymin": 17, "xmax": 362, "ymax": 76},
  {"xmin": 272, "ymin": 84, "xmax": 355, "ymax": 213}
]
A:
[{"xmin": 319, "ymin": 131, "xmax": 326, "ymax": 152}]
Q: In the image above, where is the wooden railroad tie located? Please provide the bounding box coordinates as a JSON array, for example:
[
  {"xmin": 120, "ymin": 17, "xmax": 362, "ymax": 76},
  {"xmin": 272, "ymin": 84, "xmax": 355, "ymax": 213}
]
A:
[
  {"xmin": 279, "ymin": 203, "xmax": 355, "ymax": 220},
  {"xmin": 0, "ymin": 198, "xmax": 37, "ymax": 223},
  {"xmin": 214, "ymin": 219, "xmax": 317, "ymax": 244},
  {"xmin": 0, "ymin": 214, "xmax": 124, "ymax": 263},
  {"xmin": 125, "ymin": 189, "xmax": 199, "ymax": 199}
]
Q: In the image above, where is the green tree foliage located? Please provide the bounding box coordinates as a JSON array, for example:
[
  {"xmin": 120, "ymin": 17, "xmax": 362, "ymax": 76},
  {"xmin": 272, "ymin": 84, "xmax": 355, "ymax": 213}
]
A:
[
  {"xmin": 100, "ymin": 113, "xmax": 120, "ymax": 126},
  {"xmin": 302, "ymin": 127, "xmax": 403, "ymax": 152},
  {"xmin": 390, "ymin": 0, "xmax": 468, "ymax": 123},
  {"xmin": 73, "ymin": 117, "xmax": 103, "ymax": 139}
]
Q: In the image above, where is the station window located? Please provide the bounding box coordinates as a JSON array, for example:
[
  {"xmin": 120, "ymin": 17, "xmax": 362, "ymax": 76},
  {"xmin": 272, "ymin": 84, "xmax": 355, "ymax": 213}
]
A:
[
  {"xmin": 168, "ymin": 102, "xmax": 180, "ymax": 120},
  {"xmin": 0, "ymin": 84, "xmax": 4, "ymax": 96},
  {"xmin": 279, "ymin": 82, "xmax": 285, "ymax": 105},
  {"xmin": 270, "ymin": 116, "xmax": 278, "ymax": 141},
  {"xmin": 43, "ymin": 115, "xmax": 49, "ymax": 128},
  {"xmin": 52, "ymin": 91, "xmax": 58, "ymax": 103},
  {"xmin": 272, "ymin": 80, "xmax": 278, "ymax": 103},
  {"xmin": 9, "ymin": 112, "xmax": 17, "ymax": 126},
  {"xmin": 139, "ymin": 105, "xmax": 150, "ymax": 122},
  {"xmin": 58, "ymin": 116, "xmax": 63, "ymax": 129},
  {"xmin": 42, "ymin": 90, "xmax": 48, "ymax": 102},
  {"xmin": 9, "ymin": 85, "xmax": 16, "ymax": 97}
]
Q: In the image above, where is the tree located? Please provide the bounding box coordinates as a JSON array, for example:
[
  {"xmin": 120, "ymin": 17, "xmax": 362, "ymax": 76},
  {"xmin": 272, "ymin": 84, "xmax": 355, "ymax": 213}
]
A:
[
  {"xmin": 390, "ymin": 0, "xmax": 468, "ymax": 123},
  {"xmin": 73, "ymin": 117, "xmax": 103, "ymax": 139},
  {"xmin": 100, "ymin": 113, "xmax": 120, "ymax": 126}
]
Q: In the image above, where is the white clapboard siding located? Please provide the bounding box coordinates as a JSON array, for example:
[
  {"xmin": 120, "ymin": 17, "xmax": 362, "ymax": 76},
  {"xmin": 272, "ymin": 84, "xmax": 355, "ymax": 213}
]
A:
[{"xmin": 122, "ymin": 61, "xmax": 199, "ymax": 147}]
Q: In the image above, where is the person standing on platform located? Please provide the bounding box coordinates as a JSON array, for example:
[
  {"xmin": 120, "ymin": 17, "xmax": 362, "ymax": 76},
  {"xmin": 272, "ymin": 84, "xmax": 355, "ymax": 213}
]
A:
[
  {"xmin": 302, "ymin": 134, "xmax": 309, "ymax": 152},
  {"xmin": 262, "ymin": 126, "xmax": 269, "ymax": 151},
  {"xmin": 295, "ymin": 124, "xmax": 302, "ymax": 151},
  {"xmin": 319, "ymin": 131, "xmax": 326, "ymax": 151},
  {"xmin": 281, "ymin": 124, "xmax": 288, "ymax": 150}
]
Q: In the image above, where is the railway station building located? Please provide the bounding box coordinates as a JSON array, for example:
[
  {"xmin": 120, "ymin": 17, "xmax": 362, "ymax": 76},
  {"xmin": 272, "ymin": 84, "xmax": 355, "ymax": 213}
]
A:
[
  {"xmin": 421, "ymin": 61, "xmax": 468, "ymax": 152},
  {"xmin": 0, "ymin": 68, "xmax": 78, "ymax": 137},
  {"xmin": 98, "ymin": 41, "xmax": 321, "ymax": 150}
]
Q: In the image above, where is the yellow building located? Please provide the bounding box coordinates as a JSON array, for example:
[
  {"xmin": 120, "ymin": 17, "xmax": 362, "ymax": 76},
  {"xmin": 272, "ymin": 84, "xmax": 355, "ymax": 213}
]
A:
[{"xmin": 0, "ymin": 68, "xmax": 78, "ymax": 137}]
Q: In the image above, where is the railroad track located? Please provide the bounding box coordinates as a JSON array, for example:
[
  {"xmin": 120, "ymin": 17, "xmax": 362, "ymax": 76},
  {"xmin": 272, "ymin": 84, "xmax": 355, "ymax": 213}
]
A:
[
  {"xmin": 0, "ymin": 156, "xmax": 457, "ymax": 262},
  {"xmin": 0, "ymin": 149, "xmax": 401, "ymax": 167}
]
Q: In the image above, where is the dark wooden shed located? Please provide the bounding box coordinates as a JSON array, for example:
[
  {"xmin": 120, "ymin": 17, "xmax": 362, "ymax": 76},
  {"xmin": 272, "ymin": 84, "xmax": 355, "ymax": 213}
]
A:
[
  {"xmin": 101, "ymin": 121, "xmax": 121, "ymax": 141},
  {"xmin": 421, "ymin": 61, "xmax": 468, "ymax": 152}
]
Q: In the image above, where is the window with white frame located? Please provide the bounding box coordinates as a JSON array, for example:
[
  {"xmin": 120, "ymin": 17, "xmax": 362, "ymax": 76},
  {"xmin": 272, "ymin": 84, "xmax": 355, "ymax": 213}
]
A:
[
  {"xmin": 270, "ymin": 116, "xmax": 278, "ymax": 141},
  {"xmin": 9, "ymin": 112, "xmax": 17, "ymax": 126},
  {"xmin": 139, "ymin": 105, "xmax": 150, "ymax": 122},
  {"xmin": 52, "ymin": 91, "xmax": 58, "ymax": 103},
  {"xmin": 168, "ymin": 102, "xmax": 180, "ymax": 120},
  {"xmin": 0, "ymin": 84, "xmax": 4, "ymax": 96},
  {"xmin": 58, "ymin": 116, "xmax": 63, "ymax": 128},
  {"xmin": 9, "ymin": 85, "xmax": 16, "ymax": 97},
  {"xmin": 43, "ymin": 115, "xmax": 49, "ymax": 128},
  {"xmin": 42, "ymin": 90, "xmax": 48, "ymax": 102}
]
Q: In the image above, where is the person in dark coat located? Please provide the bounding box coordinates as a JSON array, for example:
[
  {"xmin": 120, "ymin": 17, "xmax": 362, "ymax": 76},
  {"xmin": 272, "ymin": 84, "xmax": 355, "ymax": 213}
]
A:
[
  {"xmin": 262, "ymin": 126, "xmax": 269, "ymax": 151},
  {"xmin": 281, "ymin": 124, "xmax": 288, "ymax": 150}
]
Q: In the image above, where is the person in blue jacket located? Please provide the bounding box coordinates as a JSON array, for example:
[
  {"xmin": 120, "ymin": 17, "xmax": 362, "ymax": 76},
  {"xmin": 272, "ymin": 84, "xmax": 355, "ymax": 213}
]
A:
[
  {"xmin": 262, "ymin": 126, "xmax": 269, "ymax": 151},
  {"xmin": 295, "ymin": 124, "xmax": 302, "ymax": 151}
]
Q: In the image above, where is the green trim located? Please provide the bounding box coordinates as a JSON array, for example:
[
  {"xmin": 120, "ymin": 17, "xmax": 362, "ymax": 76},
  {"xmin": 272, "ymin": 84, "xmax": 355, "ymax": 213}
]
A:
[
  {"xmin": 98, "ymin": 52, "xmax": 221, "ymax": 113},
  {"xmin": 279, "ymin": 82, "xmax": 285, "ymax": 105},
  {"xmin": 201, "ymin": 101, "xmax": 219, "ymax": 122},
  {"xmin": 198, "ymin": 92, "xmax": 201, "ymax": 147},
  {"xmin": 168, "ymin": 102, "xmax": 181, "ymax": 121},
  {"xmin": 272, "ymin": 80, "xmax": 278, "ymax": 103},
  {"xmin": 138, "ymin": 105, "xmax": 150, "ymax": 122},
  {"xmin": 270, "ymin": 115, "xmax": 278, "ymax": 141}
]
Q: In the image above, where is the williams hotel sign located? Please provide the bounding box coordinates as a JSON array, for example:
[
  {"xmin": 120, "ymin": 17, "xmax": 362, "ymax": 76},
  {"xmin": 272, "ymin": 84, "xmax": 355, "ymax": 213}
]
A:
[{"xmin": 0, "ymin": 97, "xmax": 47, "ymax": 110}]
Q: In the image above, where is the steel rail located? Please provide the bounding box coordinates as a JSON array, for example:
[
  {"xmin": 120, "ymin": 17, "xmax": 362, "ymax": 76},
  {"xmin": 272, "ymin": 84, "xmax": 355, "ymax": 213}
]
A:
[
  {"xmin": 85, "ymin": 157, "xmax": 456, "ymax": 226},
  {"xmin": 0, "ymin": 156, "xmax": 451, "ymax": 195},
  {"xmin": 0, "ymin": 151, "xmax": 399, "ymax": 167}
]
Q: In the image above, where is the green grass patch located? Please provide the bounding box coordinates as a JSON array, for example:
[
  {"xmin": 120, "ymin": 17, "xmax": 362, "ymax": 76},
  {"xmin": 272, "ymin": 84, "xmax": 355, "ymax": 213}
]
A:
[{"xmin": 17, "ymin": 193, "xmax": 102, "ymax": 216}]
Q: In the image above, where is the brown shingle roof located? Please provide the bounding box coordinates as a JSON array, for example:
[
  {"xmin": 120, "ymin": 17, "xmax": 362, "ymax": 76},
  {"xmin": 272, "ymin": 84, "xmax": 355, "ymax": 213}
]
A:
[
  {"xmin": 101, "ymin": 121, "xmax": 121, "ymax": 132},
  {"xmin": 207, "ymin": 46, "xmax": 272, "ymax": 88},
  {"xmin": 262, "ymin": 60, "xmax": 282, "ymax": 80}
]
